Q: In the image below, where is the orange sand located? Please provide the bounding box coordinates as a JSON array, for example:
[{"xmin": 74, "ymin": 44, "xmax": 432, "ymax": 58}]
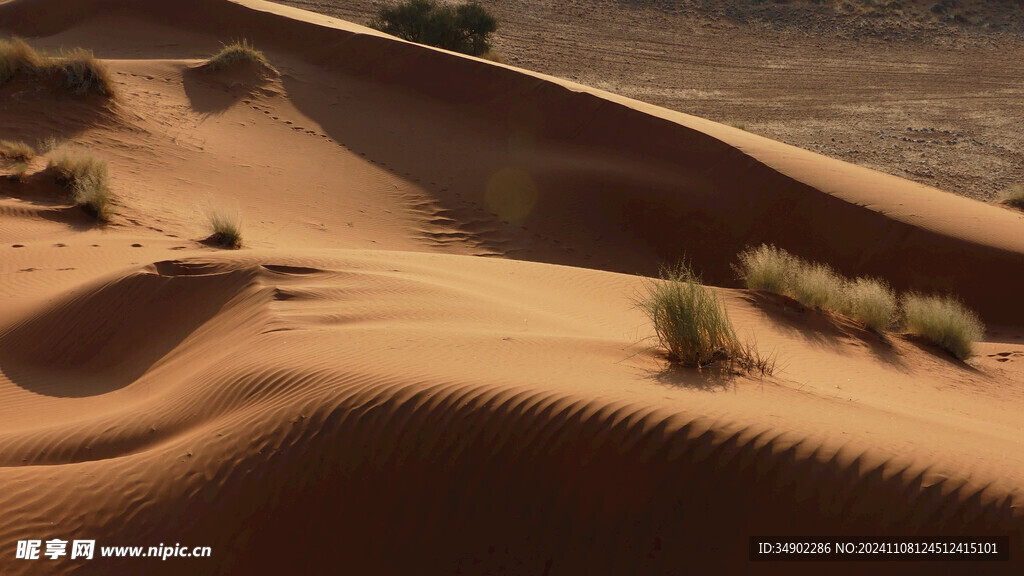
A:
[{"xmin": 0, "ymin": 0, "xmax": 1022, "ymax": 574}]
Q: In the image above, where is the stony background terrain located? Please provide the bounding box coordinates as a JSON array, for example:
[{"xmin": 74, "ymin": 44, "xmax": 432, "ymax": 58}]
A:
[{"xmin": 276, "ymin": 0, "xmax": 1024, "ymax": 202}]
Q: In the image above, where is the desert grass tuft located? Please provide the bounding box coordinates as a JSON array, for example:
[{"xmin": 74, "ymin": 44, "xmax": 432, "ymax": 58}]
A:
[
  {"xmin": 731, "ymin": 337, "xmax": 778, "ymax": 377},
  {"xmin": 53, "ymin": 48, "xmax": 114, "ymax": 96},
  {"xmin": 1001, "ymin": 185, "xmax": 1024, "ymax": 210},
  {"xmin": 0, "ymin": 37, "xmax": 42, "ymax": 84},
  {"xmin": 789, "ymin": 262, "xmax": 848, "ymax": 311},
  {"xmin": 1, "ymin": 38, "xmax": 113, "ymax": 96},
  {"xmin": 208, "ymin": 211, "xmax": 242, "ymax": 249},
  {"xmin": 205, "ymin": 39, "xmax": 272, "ymax": 72},
  {"xmin": 0, "ymin": 139, "xmax": 35, "ymax": 162},
  {"xmin": 47, "ymin": 153, "xmax": 112, "ymax": 220},
  {"xmin": 638, "ymin": 262, "xmax": 740, "ymax": 367},
  {"xmin": 12, "ymin": 161, "xmax": 28, "ymax": 182},
  {"xmin": 901, "ymin": 293, "xmax": 984, "ymax": 360},
  {"xmin": 844, "ymin": 277, "xmax": 897, "ymax": 333},
  {"xmin": 735, "ymin": 243, "xmax": 798, "ymax": 294}
]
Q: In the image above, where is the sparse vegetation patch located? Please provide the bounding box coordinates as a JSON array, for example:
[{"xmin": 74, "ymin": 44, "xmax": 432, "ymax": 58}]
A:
[
  {"xmin": 208, "ymin": 211, "xmax": 242, "ymax": 249},
  {"xmin": 1001, "ymin": 185, "xmax": 1024, "ymax": 210},
  {"xmin": 0, "ymin": 37, "xmax": 114, "ymax": 97},
  {"xmin": 902, "ymin": 293, "xmax": 984, "ymax": 361},
  {"xmin": 370, "ymin": 0, "xmax": 498, "ymax": 57},
  {"xmin": 48, "ymin": 154, "xmax": 112, "ymax": 221},
  {"xmin": 0, "ymin": 140, "xmax": 35, "ymax": 162},
  {"xmin": 843, "ymin": 277, "xmax": 897, "ymax": 333},
  {"xmin": 735, "ymin": 243, "xmax": 983, "ymax": 358},
  {"xmin": 205, "ymin": 39, "xmax": 274, "ymax": 72},
  {"xmin": 638, "ymin": 262, "xmax": 740, "ymax": 367}
]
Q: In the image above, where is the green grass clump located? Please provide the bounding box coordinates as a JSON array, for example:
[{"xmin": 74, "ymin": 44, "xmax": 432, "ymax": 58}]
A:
[
  {"xmin": 205, "ymin": 40, "xmax": 272, "ymax": 72},
  {"xmin": 902, "ymin": 293, "xmax": 984, "ymax": 360},
  {"xmin": 208, "ymin": 212, "xmax": 242, "ymax": 249},
  {"xmin": 844, "ymin": 277, "xmax": 897, "ymax": 333},
  {"xmin": 48, "ymin": 154, "xmax": 112, "ymax": 221},
  {"xmin": 0, "ymin": 139, "xmax": 35, "ymax": 162},
  {"xmin": 638, "ymin": 262, "xmax": 740, "ymax": 367},
  {"xmin": 0, "ymin": 37, "xmax": 113, "ymax": 96},
  {"xmin": 1001, "ymin": 185, "xmax": 1024, "ymax": 210}
]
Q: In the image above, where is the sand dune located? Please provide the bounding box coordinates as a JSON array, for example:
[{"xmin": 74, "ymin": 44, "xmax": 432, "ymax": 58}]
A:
[{"xmin": 1, "ymin": 0, "xmax": 1022, "ymax": 573}]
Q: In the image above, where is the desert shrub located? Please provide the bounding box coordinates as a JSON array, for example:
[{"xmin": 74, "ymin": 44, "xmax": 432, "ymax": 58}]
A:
[
  {"xmin": 208, "ymin": 211, "xmax": 242, "ymax": 249},
  {"xmin": 0, "ymin": 140, "xmax": 35, "ymax": 162},
  {"xmin": 735, "ymin": 243, "xmax": 798, "ymax": 293},
  {"xmin": 638, "ymin": 262, "xmax": 740, "ymax": 367},
  {"xmin": 844, "ymin": 277, "xmax": 896, "ymax": 332},
  {"xmin": 48, "ymin": 154, "xmax": 112, "ymax": 220},
  {"xmin": 790, "ymin": 262, "xmax": 847, "ymax": 311},
  {"xmin": 1001, "ymin": 185, "xmax": 1024, "ymax": 210},
  {"xmin": 370, "ymin": 0, "xmax": 498, "ymax": 57},
  {"xmin": 206, "ymin": 39, "xmax": 272, "ymax": 72},
  {"xmin": 901, "ymin": 293, "xmax": 984, "ymax": 360},
  {"xmin": 0, "ymin": 37, "xmax": 113, "ymax": 96}
]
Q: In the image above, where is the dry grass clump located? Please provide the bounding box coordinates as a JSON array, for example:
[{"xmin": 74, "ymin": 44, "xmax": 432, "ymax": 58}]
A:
[
  {"xmin": 790, "ymin": 262, "xmax": 847, "ymax": 311},
  {"xmin": 1001, "ymin": 185, "xmax": 1024, "ymax": 210},
  {"xmin": 0, "ymin": 37, "xmax": 42, "ymax": 84},
  {"xmin": 735, "ymin": 243, "xmax": 797, "ymax": 293},
  {"xmin": 54, "ymin": 48, "xmax": 114, "ymax": 96},
  {"xmin": 844, "ymin": 277, "xmax": 897, "ymax": 333},
  {"xmin": 639, "ymin": 262, "xmax": 739, "ymax": 367},
  {"xmin": 0, "ymin": 139, "xmax": 36, "ymax": 162},
  {"xmin": 735, "ymin": 243, "xmax": 984, "ymax": 359},
  {"xmin": 0, "ymin": 37, "xmax": 114, "ymax": 96},
  {"xmin": 902, "ymin": 293, "xmax": 984, "ymax": 361},
  {"xmin": 11, "ymin": 162, "xmax": 28, "ymax": 182},
  {"xmin": 205, "ymin": 40, "xmax": 272, "ymax": 72},
  {"xmin": 638, "ymin": 262, "xmax": 776, "ymax": 375},
  {"xmin": 48, "ymin": 154, "xmax": 112, "ymax": 221},
  {"xmin": 208, "ymin": 211, "xmax": 242, "ymax": 249}
]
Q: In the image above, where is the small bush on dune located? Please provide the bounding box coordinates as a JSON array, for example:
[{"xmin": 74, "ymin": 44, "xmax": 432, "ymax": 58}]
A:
[
  {"xmin": 208, "ymin": 211, "xmax": 242, "ymax": 249},
  {"xmin": 370, "ymin": 0, "xmax": 498, "ymax": 57},
  {"xmin": 0, "ymin": 37, "xmax": 113, "ymax": 96},
  {"xmin": 902, "ymin": 293, "xmax": 984, "ymax": 360},
  {"xmin": 206, "ymin": 39, "xmax": 272, "ymax": 72},
  {"xmin": 0, "ymin": 139, "xmax": 35, "ymax": 162},
  {"xmin": 1001, "ymin": 185, "xmax": 1024, "ymax": 210},
  {"xmin": 48, "ymin": 154, "xmax": 112, "ymax": 221},
  {"xmin": 638, "ymin": 262, "xmax": 740, "ymax": 367}
]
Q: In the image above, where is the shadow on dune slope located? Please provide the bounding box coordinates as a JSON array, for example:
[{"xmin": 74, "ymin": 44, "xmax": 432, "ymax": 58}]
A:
[
  {"xmin": 2, "ymin": 0, "xmax": 1023, "ymax": 326},
  {"xmin": 0, "ymin": 264, "xmax": 264, "ymax": 397}
]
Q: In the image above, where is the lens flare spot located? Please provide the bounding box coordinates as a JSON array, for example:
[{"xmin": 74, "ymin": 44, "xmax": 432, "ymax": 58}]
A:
[{"xmin": 485, "ymin": 167, "xmax": 537, "ymax": 222}]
